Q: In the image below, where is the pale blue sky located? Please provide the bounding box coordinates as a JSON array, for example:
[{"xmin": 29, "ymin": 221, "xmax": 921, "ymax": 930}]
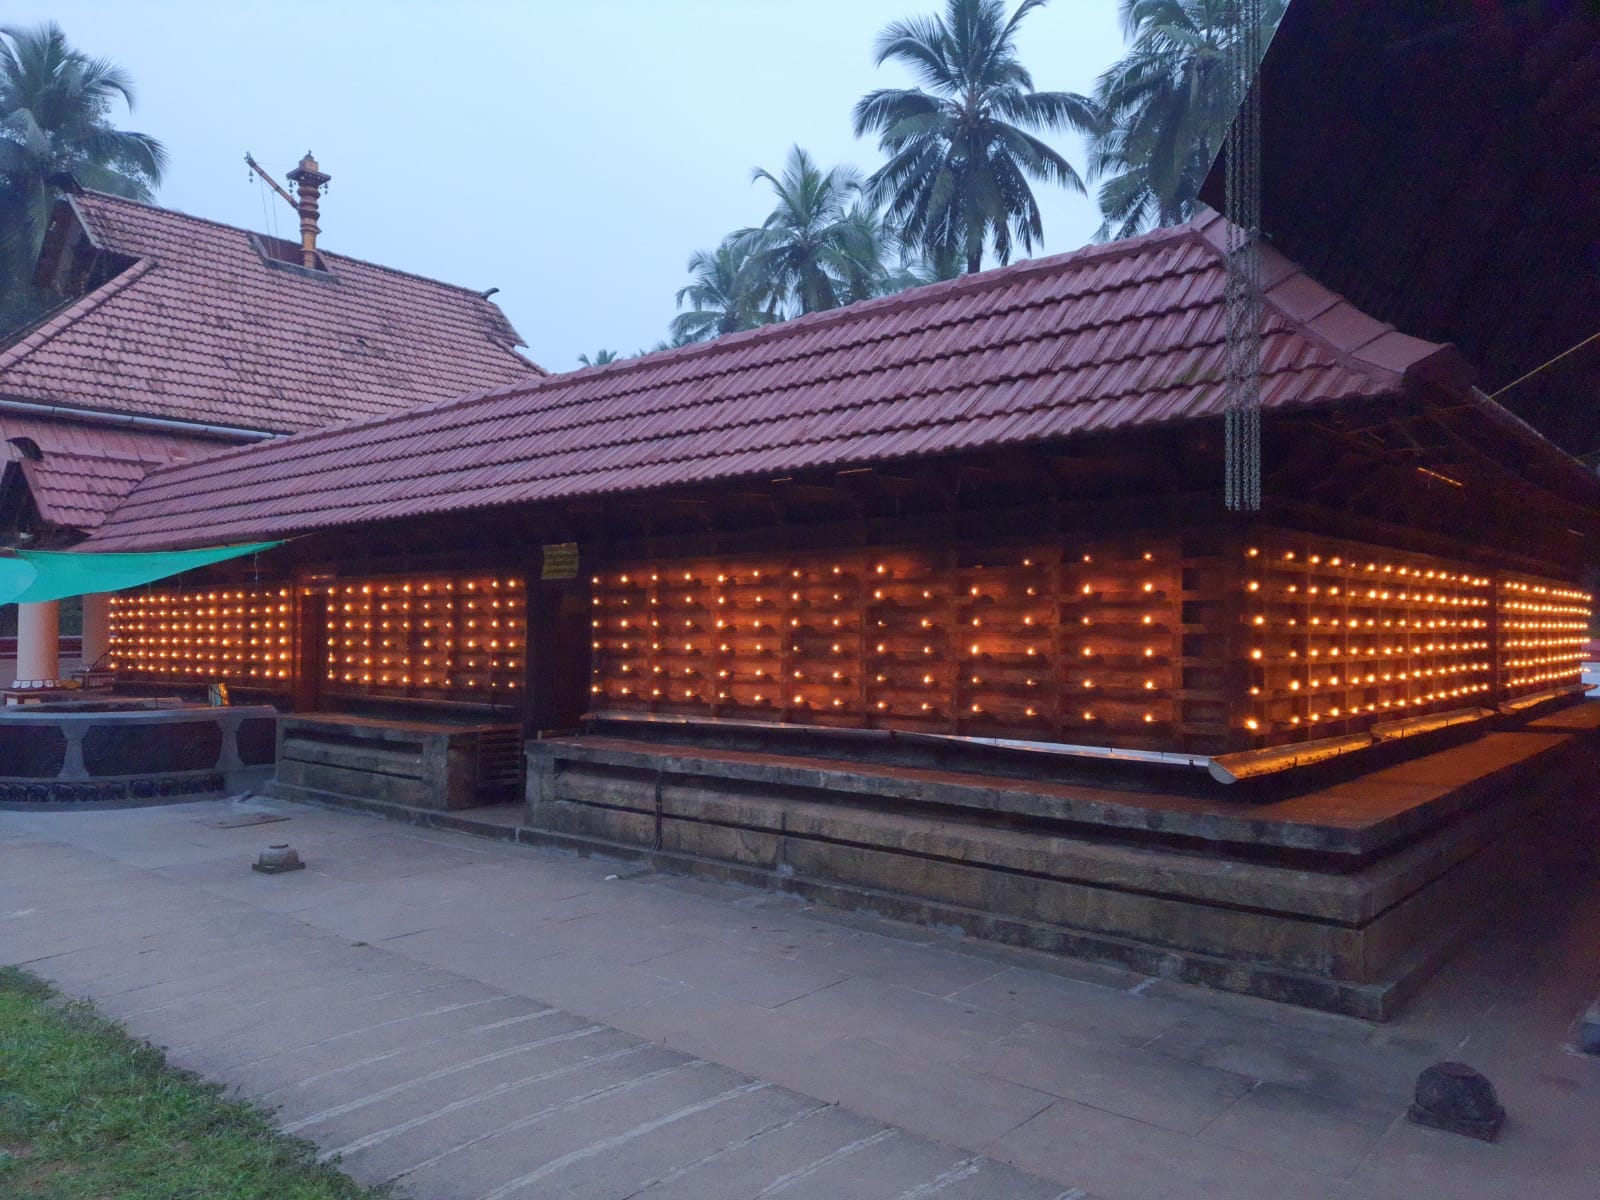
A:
[{"xmin": 16, "ymin": 1, "xmax": 1127, "ymax": 370}]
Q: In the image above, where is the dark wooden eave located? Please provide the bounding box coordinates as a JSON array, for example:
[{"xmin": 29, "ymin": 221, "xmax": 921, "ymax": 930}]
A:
[{"xmin": 1201, "ymin": 0, "xmax": 1600, "ymax": 456}]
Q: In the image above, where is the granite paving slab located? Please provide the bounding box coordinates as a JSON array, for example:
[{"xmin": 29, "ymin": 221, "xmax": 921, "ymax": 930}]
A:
[{"xmin": 3, "ymin": 793, "xmax": 1598, "ymax": 1200}]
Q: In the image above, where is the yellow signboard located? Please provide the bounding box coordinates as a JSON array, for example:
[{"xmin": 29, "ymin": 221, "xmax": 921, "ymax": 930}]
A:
[{"xmin": 541, "ymin": 542, "xmax": 580, "ymax": 581}]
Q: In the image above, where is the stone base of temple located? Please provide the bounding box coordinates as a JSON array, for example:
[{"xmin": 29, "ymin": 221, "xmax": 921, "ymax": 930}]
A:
[
  {"xmin": 522, "ymin": 704, "xmax": 1600, "ymax": 1018},
  {"xmin": 268, "ymin": 714, "xmax": 526, "ymax": 811}
]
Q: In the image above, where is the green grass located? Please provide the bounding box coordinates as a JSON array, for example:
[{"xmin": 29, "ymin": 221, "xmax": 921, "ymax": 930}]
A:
[{"xmin": 0, "ymin": 966, "xmax": 391, "ymax": 1200}]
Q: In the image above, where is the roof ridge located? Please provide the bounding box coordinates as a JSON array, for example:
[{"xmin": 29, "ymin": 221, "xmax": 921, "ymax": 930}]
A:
[
  {"xmin": 560, "ymin": 220, "xmax": 1202, "ymax": 388},
  {"xmin": 72, "ymin": 189, "xmax": 531, "ymax": 332},
  {"xmin": 2, "ymin": 191, "xmax": 541, "ymax": 435},
  {"xmin": 396, "ymin": 220, "xmax": 1209, "ymax": 422},
  {"xmin": 0, "ymin": 257, "xmax": 156, "ymax": 374},
  {"xmin": 0, "ymin": 284, "xmax": 95, "ymax": 354}
]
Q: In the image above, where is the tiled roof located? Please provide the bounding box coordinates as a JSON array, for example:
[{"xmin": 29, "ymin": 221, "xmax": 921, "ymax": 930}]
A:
[
  {"xmin": 88, "ymin": 211, "xmax": 1465, "ymax": 552},
  {"xmin": 21, "ymin": 453, "xmax": 152, "ymax": 530},
  {"xmin": 0, "ymin": 413, "xmax": 229, "ymax": 531},
  {"xmin": 0, "ymin": 191, "xmax": 540, "ymax": 435}
]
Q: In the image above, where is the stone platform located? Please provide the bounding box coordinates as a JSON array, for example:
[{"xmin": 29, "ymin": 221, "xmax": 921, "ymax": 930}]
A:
[
  {"xmin": 0, "ymin": 699, "xmax": 277, "ymax": 806},
  {"xmin": 523, "ymin": 705, "xmax": 1600, "ymax": 1018},
  {"xmin": 270, "ymin": 713, "xmax": 525, "ymax": 812}
]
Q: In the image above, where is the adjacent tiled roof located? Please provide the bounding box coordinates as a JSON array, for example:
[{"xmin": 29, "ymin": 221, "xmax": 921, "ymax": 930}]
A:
[
  {"xmin": 0, "ymin": 413, "xmax": 229, "ymax": 531},
  {"xmin": 88, "ymin": 211, "xmax": 1466, "ymax": 552},
  {"xmin": 0, "ymin": 190, "xmax": 539, "ymax": 435},
  {"xmin": 20, "ymin": 453, "xmax": 152, "ymax": 530}
]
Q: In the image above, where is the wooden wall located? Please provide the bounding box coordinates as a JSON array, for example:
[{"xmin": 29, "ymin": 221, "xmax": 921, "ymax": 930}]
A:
[
  {"xmin": 1237, "ymin": 528, "xmax": 1589, "ymax": 751},
  {"xmin": 100, "ymin": 415, "xmax": 1595, "ymax": 762},
  {"xmin": 109, "ymin": 585, "xmax": 294, "ymax": 686},
  {"xmin": 1496, "ymin": 574, "xmax": 1591, "ymax": 700},
  {"xmin": 591, "ymin": 525, "xmax": 1590, "ymax": 757},
  {"xmin": 589, "ymin": 539, "xmax": 1184, "ymax": 751},
  {"xmin": 106, "ymin": 521, "xmax": 1592, "ymax": 761},
  {"xmin": 110, "ymin": 569, "xmax": 530, "ymax": 711},
  {"xmin": 318, "ymin": 572, "xmax": 527, "ymax": 704}
]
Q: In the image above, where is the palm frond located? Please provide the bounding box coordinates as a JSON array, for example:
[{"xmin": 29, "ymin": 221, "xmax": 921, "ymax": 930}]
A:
[
  {"xmin": 852, "ymin": 88, "xmax": 942, "ymax": 138},
  {"xmin": 872, "ymin": 14, "xmax": 957, "ymax": 91},
  {"xmin": 0, "ymin": 21, "xmax": 165, "ymax": 300},
  {"xmin": 1083, "ymin": 0, "xmax": 1284, "ymax": 238}
]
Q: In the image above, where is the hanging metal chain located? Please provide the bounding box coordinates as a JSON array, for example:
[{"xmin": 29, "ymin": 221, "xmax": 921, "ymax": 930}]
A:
[{"xmin": 1224, "ymin": 0, "xmax": 1264, "ymax": 512}]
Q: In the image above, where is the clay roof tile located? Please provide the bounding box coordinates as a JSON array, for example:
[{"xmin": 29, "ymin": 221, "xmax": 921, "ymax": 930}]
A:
[
  {"xmin": 88, "ymin": 212, "xmax": 1463, "ymax": 551},
  {"xmin": 0, "ymin": 191, "xmax": 539, "ymax": 437}
]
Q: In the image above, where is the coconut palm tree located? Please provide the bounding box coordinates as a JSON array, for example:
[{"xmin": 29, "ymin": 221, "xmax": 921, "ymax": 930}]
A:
[
  {"xmin": 841, "ymin": 206, "xmax": 965, "ymax": 298},
  {"xmin": 741, "ymin": 146, "xmax": 886, "ymax": 314},
  {"xmin": 0, "ymin": 22, "xmax": 166, "ymax": 331},
  {"xmin": 0, "ymin": 27, "xmax": 167, "ymax": 248},
  {"xmin": 853, "ymin": 0, "xmax": 1096, "ymax": 275},
  {"xmin": 1078, "ymin": 0, "xmax": 1285, "ymax": 241},
  {"xmin": 577, "ymin": 349, "xmax": 621, "ymax": 368},
  {"xmin": 831, "ymin": 200, "xmax": 912, "ymax": 303},
  {"xmin": 670, "ymin": 237, "xmax": 778, "ymax": 343},
  {"xmin": 894, "ymin": 244, "xmax": 966, "ymax": 291}
]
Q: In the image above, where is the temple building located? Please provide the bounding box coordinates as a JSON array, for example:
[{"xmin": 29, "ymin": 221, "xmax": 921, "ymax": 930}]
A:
[
  {"xmin": 0, "ymin": 157, "xmax": 537, "ymax": 686},
  {"xmin": 48, "ymin": 202, "xmax": 1595, "ymax": 1015},
  {"xmin": 4, "ymin": 3, "xmax": 1596, "ymax": 1016},
  {"xmin": 79, "ymin": 209, "xmax": 1597, "ymax": 761}
]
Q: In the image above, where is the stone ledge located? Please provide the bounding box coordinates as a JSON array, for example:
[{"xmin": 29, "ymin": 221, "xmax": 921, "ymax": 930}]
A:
[
  {"xmin": 530, "ymin": 715, "xmax": 1592, "ymax": 860},
  {"xmin": 276, "ymin": 715, "xmax": 522, "ymax": 810},
  {"xmin": 521, "ymin": 711, "xmax": 1600, "ymax": 1016},
  {"xmin": 536, "ymin": 762, "xmax": 1560, "ymax": 927}
]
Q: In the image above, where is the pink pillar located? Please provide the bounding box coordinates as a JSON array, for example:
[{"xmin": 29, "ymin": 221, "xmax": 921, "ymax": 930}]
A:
[{"xmin": 14, "ymin": 600, "xmax": 59, "ymax": 685}]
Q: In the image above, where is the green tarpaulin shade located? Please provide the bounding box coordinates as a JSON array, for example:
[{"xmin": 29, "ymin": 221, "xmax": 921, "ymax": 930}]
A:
[{"xmin": 0, "ymin": 542, "xmax": 282, "ymax": 606}]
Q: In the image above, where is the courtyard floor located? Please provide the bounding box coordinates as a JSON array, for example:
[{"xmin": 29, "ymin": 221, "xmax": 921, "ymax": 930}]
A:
[{"xmin": 2, "ymin": 794, "xmax": 1597, "ymax": 1200}]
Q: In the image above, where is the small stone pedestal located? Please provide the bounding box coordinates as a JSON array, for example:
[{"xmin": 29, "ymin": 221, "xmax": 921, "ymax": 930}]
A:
[
  {"xmin": 1408, "ymin": 1062, "xmax": 1505, "ymax": 1141},
  {"xmin": 252, "ymin": 844, "xmax": 305, "ymax": 874}
]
